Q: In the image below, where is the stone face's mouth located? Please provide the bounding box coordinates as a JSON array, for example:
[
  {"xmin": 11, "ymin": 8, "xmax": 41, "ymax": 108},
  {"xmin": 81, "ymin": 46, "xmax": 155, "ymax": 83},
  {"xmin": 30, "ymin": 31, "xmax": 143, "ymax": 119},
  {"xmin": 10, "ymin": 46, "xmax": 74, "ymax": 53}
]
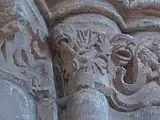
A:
[
  {"xmin": 116, "ymin": 48, "xmax": 132, "ymax": 61},
  {"xmin": 115, "ymin": 47, "xmax": 132, "ymax": 66}
]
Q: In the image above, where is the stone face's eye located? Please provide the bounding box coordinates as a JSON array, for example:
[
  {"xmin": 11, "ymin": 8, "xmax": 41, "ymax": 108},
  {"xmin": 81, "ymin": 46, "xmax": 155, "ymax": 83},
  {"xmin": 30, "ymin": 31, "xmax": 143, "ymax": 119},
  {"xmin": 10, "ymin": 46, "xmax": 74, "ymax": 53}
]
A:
[
  {"xmin": 60, "ymin": 38, "xmax": 70, "ymax": 44},
  {"xmin": 57, "ymin": 37, "xmax": 70, "ymax": 45}
]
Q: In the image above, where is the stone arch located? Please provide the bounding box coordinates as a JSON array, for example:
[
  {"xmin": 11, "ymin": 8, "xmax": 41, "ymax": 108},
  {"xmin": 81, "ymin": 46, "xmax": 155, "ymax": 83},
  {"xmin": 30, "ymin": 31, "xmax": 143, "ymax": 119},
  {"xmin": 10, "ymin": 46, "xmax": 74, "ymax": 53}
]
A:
[{"xmin": 0, "ymin": 69, "xmax": 36, "ymax": 120}]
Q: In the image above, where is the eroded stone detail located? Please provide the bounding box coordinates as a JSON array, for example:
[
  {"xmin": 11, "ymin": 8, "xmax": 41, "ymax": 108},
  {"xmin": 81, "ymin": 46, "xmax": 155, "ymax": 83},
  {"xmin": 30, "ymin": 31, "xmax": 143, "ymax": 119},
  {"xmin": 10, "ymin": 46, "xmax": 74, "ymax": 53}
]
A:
[
  {"xmin": 0, "ymin": 0, "xmax": 56, "ymax": 119},
  {"xmin": 52, "ymin": 22, "xmax": 115, "ymax": 120},
  {"xmin": 66, "ymin": 88, "xmax": 108, "ymax": 120},
  {"xmin": 37, "ymin": 98, "xmax": 58, "ymax": 120},
  {"xmin": 52, "ymin": 21, "xmax": 160, "ymax": 118},
  {"xmin": 53, "ymin": 24, "xmax": 109, "ymax": 78},
  {"xmin": 2, "ymin": 0, "xmax": 160, "ymax": 119},
  {"xmin": 110, "ymin": 33, "xmax": 160, "ymax": 111},
  {"xmin": 0, "ymin": 70, "xmax": 36, "ymax": 120}
]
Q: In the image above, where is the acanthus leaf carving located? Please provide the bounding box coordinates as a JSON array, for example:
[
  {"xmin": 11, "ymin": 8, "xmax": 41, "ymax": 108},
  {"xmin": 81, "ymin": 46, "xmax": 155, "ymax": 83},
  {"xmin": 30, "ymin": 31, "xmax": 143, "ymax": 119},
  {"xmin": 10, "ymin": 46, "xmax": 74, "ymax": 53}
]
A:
[{"xmin": 53, "ymin": 24, "xmax": 110, "ymax": 79}]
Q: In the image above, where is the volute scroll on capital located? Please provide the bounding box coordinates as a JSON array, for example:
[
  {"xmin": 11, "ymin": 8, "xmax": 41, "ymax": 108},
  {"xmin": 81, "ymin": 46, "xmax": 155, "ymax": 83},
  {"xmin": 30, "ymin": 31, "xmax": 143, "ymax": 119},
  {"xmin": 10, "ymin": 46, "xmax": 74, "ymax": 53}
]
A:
[{"xmin": 110, "ymin": 33, "xmax": 160, "ymax": 111}]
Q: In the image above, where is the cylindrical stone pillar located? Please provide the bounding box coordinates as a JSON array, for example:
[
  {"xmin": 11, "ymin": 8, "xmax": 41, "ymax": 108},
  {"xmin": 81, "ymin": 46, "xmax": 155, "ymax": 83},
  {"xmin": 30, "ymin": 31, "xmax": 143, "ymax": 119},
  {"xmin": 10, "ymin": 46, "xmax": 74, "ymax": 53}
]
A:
[{"xmin": 67, "ymin": 88, "xmax": 109, "ymax": 120}]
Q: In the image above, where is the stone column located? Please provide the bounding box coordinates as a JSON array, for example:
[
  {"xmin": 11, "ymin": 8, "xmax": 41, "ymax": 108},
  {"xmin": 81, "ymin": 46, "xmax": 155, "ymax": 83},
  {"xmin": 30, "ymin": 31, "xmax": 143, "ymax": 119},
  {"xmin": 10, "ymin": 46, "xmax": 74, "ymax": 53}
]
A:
[{"xmin": 51, "ymin": 13, "xmax": 121, "ymax": 120}]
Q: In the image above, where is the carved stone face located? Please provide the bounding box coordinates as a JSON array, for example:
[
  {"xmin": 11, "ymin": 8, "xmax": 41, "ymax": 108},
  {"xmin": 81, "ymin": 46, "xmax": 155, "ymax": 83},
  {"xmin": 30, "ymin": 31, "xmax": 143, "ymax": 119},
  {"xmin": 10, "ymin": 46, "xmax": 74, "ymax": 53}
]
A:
[
  {"xmin": 111, "ymin": 33, "xmax": 160, "ymax": 112},
  {"xmin": 110, "ymin": 34, "xmax": 135, "ymax": 67},
  {"xmin": 112, "ymin": 44, "xmax": 133, "ymax": 67}
]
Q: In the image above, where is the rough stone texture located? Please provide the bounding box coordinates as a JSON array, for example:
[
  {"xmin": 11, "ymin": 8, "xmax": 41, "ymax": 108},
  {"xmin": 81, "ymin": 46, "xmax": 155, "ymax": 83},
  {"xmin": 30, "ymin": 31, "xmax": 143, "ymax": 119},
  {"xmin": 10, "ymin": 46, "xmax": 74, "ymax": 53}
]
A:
[
  {"xmin": 67, "ymin": 88, "xmax": 109, "ymax": 120},
  {"xmin": 0, "ymin": 0, "xmax": 19, "ymax": 42},
  {"xmin": 109, "ymin": 107, "xmax": 160, "ymax": 120},
  {"xmin": 37, "ymin": 98, "xmax": 58, "ymax": 120},
  {"xmin": 47, "ymin": 0, "xmax": 160, "ymax": 120},
  {"xmin": 51, "ymin": 14, "xmax": 121, "ymax": 120},
  {"xmin": 0, "ymin": 0, "xmax": 56, "ymax": 120},
  {"xmin": 0, "ymin": 77, "xmax": 35, "ymax": 120},
  {"xmin": 1, "ymin": 0, "xmax": 160, "ymax": 120}
]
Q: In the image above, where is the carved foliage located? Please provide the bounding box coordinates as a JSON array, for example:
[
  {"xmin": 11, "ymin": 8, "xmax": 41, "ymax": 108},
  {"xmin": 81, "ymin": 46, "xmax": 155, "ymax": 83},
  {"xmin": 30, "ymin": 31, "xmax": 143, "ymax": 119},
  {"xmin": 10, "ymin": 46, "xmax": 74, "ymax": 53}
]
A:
[
  {"xmin": 52, "ymin": 24, "xmax": 110, "ymax": 78},
  {"xmin": 136, "ymin": 38, "xmax": 160, "ymax": 81},
  {"xmin": 52, "ymin": 23, "xmax": 160, "ymax": 112}
]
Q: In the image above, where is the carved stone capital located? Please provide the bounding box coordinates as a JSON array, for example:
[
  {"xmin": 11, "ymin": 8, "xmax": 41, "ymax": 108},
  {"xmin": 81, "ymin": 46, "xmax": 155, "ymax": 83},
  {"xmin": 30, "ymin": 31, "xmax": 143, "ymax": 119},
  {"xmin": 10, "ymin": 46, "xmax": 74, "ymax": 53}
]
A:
[
  {"xmin": 45, "ymin": 0, "xmax": 160, "ymax": 120},
  {"xmin": 51, "ymin": 13, "xmax": 122, "ymax": 120},
  {"xmin": 52, "ymin": 22, "xmax": 117, "ymax": 95}
]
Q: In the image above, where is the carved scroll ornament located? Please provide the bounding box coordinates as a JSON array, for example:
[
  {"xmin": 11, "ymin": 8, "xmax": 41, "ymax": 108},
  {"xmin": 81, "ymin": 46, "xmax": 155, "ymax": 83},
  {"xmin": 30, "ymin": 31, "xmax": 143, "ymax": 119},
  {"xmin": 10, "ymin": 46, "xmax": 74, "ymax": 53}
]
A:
[
  {"xmin": 52, "ymin": 23, "xmax": 160, "ymax": 113},
  {"xmin": 111, "ymin": 34, "xmax": 160, "ymax": 111}
]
